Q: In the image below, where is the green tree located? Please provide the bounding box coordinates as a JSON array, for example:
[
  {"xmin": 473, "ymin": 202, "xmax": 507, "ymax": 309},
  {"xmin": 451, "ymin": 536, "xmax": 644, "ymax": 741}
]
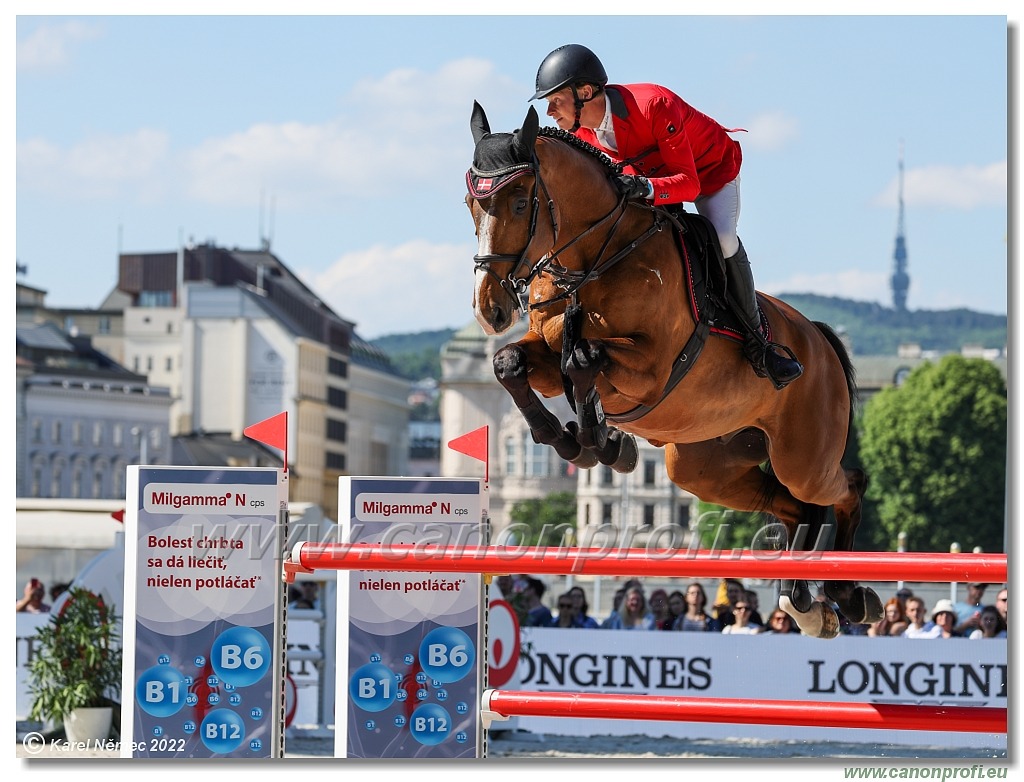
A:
[
  {"xmin": 858, "ymin": 355, "xmax": 1006, "ymax": 553},
  {"xmin": 505, "ymin": 492, "xmax": 578, "ymax": 546}
]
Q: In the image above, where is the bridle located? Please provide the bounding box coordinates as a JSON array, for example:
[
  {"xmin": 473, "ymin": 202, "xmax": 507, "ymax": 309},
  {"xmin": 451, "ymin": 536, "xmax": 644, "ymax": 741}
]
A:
[{"xmin": 469, "ymin": 147, "xmax": 664, "ymax": 314}]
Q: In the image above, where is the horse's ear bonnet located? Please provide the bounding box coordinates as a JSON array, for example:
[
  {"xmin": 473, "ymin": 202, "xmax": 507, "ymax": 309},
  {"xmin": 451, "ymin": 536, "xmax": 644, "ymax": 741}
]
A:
[{"xmin": 467, "ymin": 103, "xmax": 539, "ymax": 198}]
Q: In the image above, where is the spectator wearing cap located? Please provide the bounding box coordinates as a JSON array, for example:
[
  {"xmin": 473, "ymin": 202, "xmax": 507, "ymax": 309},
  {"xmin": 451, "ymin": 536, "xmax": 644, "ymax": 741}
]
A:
[
  {"xmin": 930, "ymin": 599, "xmax": 962, "ymax": 638},
  {"xmin": 902, "ymin": 596, "xmax": 942, "ymax": 639},
  {"xmin": 954, "ymin": 583, "xmax": 988, "ymax": 636}
]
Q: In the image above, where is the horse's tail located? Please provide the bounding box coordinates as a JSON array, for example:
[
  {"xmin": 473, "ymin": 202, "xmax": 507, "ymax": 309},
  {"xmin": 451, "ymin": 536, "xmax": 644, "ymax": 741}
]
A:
[{"xmin": 813, "ymin": 321, "xmax": 857, "ymax": 442}]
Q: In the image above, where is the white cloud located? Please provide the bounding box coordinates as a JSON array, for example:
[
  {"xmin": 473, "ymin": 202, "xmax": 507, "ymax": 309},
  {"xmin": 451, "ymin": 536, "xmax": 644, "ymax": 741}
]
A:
[
  {"xmin": 16, "ymin": 129, "xmax": 170, "ymax": 200},
  {"xmin": 739, "ymin": 110, "xmax": 800, "ymax": 151},
  {"xmin": 873, "ymin": 161, "xmax": 1006, "ymax": 209},
  {"xmin": 760, "ymin": 268, "xmax": 890, "ymax": 305},
  {"xmin": 302, "ymin": 239, "xmax": 478, "ymax": 338},
  {"xmin": 183, "ymin": 58, "xmax": 522, "ymax": 209},
  {"xmin": 15, "ymin": 57, "xmax": 522, "ymax": 209},
  {"xmin": 17, "ymin": 20, "xmax": 102, "ymax": 72}
]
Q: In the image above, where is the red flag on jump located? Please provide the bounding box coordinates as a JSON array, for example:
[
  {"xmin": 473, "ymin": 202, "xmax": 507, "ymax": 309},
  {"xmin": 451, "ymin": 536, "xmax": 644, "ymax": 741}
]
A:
[
  {"xmin": 244, "ymin": 411, "xmax": 288, "ymax": 473},
  {"xmin": 448, "ymin": 425, "xmax": 489, "ymax": 482}
]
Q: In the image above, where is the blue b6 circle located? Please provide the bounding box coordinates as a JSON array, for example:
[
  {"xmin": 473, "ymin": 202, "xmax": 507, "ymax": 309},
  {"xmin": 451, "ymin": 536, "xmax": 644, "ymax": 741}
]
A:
[
  {"xmin": 135, "ymin": 664, "xmax": 188, "ymax": 717},
  {"xmin": 418, "ymin": 627, "xmax": 474, "ymax": 684},
  {"xmin": 211, "ymin": 626, "xmax": 270, "ymax": 687}
]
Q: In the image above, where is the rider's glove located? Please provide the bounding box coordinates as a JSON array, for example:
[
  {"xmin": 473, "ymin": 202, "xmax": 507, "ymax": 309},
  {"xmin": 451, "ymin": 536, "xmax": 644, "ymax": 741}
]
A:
[{"xmin": 615, "ymin": 174, "xmax": 653, "ymax": 200}]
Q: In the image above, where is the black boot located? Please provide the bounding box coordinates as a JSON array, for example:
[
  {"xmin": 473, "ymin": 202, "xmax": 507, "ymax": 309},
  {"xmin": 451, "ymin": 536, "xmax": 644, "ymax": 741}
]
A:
[{"xmin": 725, "ymin": 241, "xmax": 804, "ymax": 389}]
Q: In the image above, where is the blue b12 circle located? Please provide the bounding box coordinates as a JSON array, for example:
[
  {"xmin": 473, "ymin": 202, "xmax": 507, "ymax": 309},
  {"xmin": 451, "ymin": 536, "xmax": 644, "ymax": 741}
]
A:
[
  {"xmin": 409, "ymin": 703, "xmax": 451, "ymax": 746},
  {"xmin": 211, "ymin": 626, "xmax": 270, "ymax": 687},
  {"xmin": 418, "ymin": 627, "xmax": 475, "ymax": 684},
  {"xmin": 349, "ymin": 662, "xmax": 397, "ymax": 712},
  {"xmin": 200, "ymin": 708, "xmax": 246, "ymax": 754},
  {"xmin": 136, "ymin": 665, "xmax": 188, "ymax": 717}
]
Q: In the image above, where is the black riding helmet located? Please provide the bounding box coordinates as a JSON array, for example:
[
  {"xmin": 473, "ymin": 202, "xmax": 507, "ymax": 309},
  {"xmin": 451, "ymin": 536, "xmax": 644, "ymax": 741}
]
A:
[{"xmin": 530, "ymin": 43, "xmax": 608, "ymax": 101}]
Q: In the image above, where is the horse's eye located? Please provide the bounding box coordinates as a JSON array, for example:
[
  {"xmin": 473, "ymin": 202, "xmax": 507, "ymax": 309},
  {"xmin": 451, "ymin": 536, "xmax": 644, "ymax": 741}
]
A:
[{"xmin": 513, "ymin": 197, "xmax": 528, "ymax": 215}]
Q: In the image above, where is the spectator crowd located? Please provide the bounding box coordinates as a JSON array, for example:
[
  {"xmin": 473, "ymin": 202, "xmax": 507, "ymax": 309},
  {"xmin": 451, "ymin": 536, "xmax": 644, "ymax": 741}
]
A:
[{"xmin": 496, "ymin": 574, "xmax": 1008, "ymax": 639}]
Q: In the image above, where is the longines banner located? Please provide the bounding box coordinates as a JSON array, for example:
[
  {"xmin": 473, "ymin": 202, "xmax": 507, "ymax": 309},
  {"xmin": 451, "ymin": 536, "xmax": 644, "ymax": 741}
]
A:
[{"xmin": 516, "ymin": 628, "xmax": 1007, "ymax": 749}]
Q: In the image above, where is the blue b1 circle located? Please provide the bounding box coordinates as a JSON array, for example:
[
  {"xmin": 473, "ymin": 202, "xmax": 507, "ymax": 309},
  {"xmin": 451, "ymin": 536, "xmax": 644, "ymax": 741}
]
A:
[
  {"xmin": 136, "ymin": 665, "xmax": 188, "ymax": 717},
  {"xmin": 200, "ymin": 708, "xmax": 246, "ymax": 754},
  {"xmin": 349, "ymin": 662, "xmax": 397, "ymax": 712},
  {"xmin": 418, "ymin": 627, "xmax": 475, "ymax": 684},
  {"xmin": 211, "ymin": 626, "xmax": 270, "ymax": 687},
  {"xmin": 409, "ymin": 703, "xmax": 451, "ymax": 746}
]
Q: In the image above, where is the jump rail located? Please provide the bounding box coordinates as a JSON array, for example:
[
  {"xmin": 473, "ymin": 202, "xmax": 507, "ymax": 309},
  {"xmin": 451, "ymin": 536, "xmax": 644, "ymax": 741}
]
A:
[
  {"xmin": 480, "ymin": 690, "xmax": 1007, "ymax": 734},
  {"xmin": 286, "ymin": 543, "xmax": 1006, "ymax": 584}
]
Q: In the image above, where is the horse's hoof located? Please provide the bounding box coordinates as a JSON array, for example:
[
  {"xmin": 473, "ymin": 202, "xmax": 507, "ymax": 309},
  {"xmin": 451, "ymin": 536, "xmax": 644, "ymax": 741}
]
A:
[
  {"xmin": 825, "ymin": 581, "xmax": 884, "ymax": 625},
  {"xmin": 779, "ymin": 596, "xmax": 841, "ymax": 639},
  {"xmin": 609, "ymin": 432, "xmax": 639, "ymax": 474},
  {"xmin": 859, "ymin": 587, "xmax": 884, "ymax": 624},
  {"xmin": 782, "ymin": 579, "xmax": 815, "ymax": 613},
  {"xmin": 569, "ymin": 448, "xmax": 599, "ymax": 469}
]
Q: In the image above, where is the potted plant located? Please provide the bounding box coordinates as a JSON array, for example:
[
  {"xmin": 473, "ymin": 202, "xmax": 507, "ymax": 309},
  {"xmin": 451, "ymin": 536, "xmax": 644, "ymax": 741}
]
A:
[{"xmin": 27, "ymin": 587, "xmax": 122, "ymax": 742}]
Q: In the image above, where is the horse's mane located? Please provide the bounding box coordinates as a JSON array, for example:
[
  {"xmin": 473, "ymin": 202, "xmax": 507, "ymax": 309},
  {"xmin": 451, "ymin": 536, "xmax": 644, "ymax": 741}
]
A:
[{"xmin": 537, "ymin": 127, "xmax": 624, "ymax": 177}]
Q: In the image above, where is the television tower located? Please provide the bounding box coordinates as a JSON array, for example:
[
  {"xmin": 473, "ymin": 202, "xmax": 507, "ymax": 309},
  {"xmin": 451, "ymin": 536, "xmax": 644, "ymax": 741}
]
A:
[{"xmin": 890, "ymin": 142, "xmax": 910, "ymax": 312}]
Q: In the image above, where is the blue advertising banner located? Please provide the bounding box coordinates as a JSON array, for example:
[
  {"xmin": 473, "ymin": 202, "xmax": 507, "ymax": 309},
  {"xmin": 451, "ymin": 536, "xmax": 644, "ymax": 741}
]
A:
[
  {"xmin": 120, "ymin": 466, "xmax": 287, "ymax": 758},
  {"xmin": 335, "ymin": 477, "xmax": 487, "ymax": 759}
]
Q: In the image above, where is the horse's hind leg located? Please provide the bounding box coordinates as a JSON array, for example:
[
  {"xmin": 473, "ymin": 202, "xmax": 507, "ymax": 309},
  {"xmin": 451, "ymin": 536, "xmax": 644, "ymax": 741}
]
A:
[
  {"xmin": 664, "ymin": 438, "xmax": 846, "ymax": 639},
  {"xmin": 778, "ymin": 502, "xmax": 842, "ymax": 639},
  {"xmin": 823, "ymin": 468, "xmax": 883, "ymax": 624},
  {"xmin": 493, "ymin": 343, "xmax": 598, "ymax": 468}
]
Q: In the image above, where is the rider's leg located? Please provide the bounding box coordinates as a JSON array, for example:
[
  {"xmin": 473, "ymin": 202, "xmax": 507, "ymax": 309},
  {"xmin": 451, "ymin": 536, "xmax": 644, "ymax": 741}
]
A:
[
  {"xmin": 725, "ymin": 242, "xmax": 804, "ymax": 388},
  {"xmin": 696, "ymin": 180, "xmax": 804, "ymax": 389}
]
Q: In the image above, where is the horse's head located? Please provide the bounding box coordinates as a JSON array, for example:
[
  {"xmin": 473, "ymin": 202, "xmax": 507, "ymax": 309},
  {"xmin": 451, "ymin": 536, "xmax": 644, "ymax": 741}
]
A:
[
  {"xmin": 466, "ymin": 101, "xmax": 545, "ymax": 334},
  {"xmin": 466, "ymin": 102, "xmax": 629, "ymax": 335}
]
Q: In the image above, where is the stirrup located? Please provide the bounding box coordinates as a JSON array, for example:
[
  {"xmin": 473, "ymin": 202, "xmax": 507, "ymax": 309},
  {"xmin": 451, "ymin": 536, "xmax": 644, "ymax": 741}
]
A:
[{"xmin": 744, "ymin": 338, "xmax": 803, "ymax": 390}]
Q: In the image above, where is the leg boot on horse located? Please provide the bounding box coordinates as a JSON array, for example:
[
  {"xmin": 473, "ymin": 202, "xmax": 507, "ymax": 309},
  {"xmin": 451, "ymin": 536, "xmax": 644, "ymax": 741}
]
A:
[{"xmin": 726, "ymin": 241, "xmax": 804, "ymax": 390}]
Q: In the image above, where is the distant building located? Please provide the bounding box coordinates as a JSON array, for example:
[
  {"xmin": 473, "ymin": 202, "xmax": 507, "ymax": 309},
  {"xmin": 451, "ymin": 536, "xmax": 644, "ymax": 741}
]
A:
[
  {"xmin": 16, "ymin": 319, "xmax": 172, "ymax": 500},
  {"xmin": 16, "ymin": 242, "xmax": 410, "ymax": 523}
]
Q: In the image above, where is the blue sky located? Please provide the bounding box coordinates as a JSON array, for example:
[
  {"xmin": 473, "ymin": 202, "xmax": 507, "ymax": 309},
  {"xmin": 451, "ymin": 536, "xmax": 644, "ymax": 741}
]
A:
[{"xmin": 13, "ymin": 10, "xmax": 1013, "ymax": 340}]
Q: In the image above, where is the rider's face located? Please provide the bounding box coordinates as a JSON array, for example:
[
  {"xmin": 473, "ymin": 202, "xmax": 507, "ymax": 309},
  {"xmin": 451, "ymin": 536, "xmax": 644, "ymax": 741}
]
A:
[{"xmin": 545, "ymin": 87, "xmax": 583, "ymax": 130}]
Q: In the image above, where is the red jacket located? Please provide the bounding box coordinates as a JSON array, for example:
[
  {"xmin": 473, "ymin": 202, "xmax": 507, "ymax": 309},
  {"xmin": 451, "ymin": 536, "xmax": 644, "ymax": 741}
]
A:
[{"xmin": 575, "ymin": 83, "xmax": 743, "ymax": 204}]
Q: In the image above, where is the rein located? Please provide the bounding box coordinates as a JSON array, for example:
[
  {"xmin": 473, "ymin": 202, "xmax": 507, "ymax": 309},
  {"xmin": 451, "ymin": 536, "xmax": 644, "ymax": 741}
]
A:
[{"xmin": 471, "ymin": 145, "xmax": 664, "ymax": 314}]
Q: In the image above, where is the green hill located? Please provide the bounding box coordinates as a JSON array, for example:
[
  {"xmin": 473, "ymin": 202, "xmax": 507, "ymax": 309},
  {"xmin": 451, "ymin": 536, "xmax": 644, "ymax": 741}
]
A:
[
  {"xmin": 369, "ymin": 328, "xmax": 456, "ymax": 380},
  {"xmin": 368, "ymin": 297, "xmax": 1007, "ymax": 378},
  {"xmin": 771, "ymin": 294, "xmax": 1006, "ymax": 356}
]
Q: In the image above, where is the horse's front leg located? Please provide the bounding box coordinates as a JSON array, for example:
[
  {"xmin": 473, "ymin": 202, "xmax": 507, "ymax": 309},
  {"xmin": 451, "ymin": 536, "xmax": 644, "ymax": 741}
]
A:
[
  {"xmin": 563, "ymin": 338, "xmax": 610, "ymax": 449},
  {"xmin": 564, "ymin": 339, "xmax": 638, "ymax": 474},
  {"xmin": 492, "ymin": 341, "xmax": 598, "ymax": 468}
]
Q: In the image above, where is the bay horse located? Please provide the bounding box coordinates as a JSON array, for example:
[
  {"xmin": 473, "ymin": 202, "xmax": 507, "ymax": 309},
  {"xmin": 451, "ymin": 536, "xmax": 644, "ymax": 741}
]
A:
[{"xmin": 465, "ymin": 102, "xmax": 883, "ymax": 638}]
